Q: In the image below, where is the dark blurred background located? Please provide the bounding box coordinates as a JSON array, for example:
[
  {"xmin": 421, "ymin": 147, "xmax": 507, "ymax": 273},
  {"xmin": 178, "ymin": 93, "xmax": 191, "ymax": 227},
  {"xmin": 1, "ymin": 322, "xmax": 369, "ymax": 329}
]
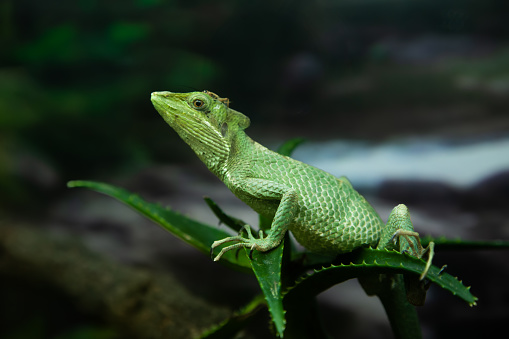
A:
[{"xmin": 1, "ymin": 0, "xmax": 508, "ymax": 338}]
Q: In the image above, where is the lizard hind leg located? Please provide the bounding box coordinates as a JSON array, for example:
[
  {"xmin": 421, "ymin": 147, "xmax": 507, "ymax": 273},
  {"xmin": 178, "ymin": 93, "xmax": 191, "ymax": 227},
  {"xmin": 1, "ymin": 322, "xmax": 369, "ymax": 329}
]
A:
[{"xmin": 377, "ymin": 204, "xmax": 435, "ymax": 280}]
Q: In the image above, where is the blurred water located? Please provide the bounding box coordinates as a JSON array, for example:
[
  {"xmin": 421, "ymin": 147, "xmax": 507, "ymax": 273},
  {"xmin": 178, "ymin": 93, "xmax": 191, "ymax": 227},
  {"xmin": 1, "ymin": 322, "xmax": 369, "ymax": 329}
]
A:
[{"xmin": 291, "ymin": 136, "xmax": 509, "ymax": 189}]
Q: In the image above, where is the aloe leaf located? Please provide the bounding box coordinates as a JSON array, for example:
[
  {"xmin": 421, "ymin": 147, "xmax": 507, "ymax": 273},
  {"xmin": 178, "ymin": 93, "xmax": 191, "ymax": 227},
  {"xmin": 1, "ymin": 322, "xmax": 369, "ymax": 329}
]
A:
[
  {"xmin": 422, "ymin": 236, "xmax": 509, "ymax": 249},
  {"xmin": 357, "ymin": 248, "xmax": 477, "ymax": 305},
  {"xmin": 203, "ymin": 196, "xmax": 246, "ymax": 232},
  {"xmin": 285, "ymin": 248, "xmax": 477, "ymax": 306},
  {"xmin": 283, "ymin": 248, "xmax": 478, "ymax": 339},
  {"xmin": 301, "ymin": 236, "xmax": 509, "ymax": 270},
  {"xmin": 199, "ymin": 294, "xmax": 266, "ymax": 339},
  {"xmin": 276, "ymin": 137, "xmax": 306, "ymax": 157},
  {"xmin": 67, "ymin": 180, "xmax": 251, "ymax": 271},
  {"xmin": 258, "ymin": 214, "xmax": 273, "ymax": 231},
  {"xmin": 248, "ymin": 241, "xmax": 286, "ymax": 337}
]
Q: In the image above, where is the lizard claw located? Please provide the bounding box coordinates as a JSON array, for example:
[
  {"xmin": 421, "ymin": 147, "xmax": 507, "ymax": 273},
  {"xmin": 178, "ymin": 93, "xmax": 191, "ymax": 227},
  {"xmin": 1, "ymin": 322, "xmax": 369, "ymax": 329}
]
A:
[{"xmin": 210, "ymin": 225, "xmax": 275, "ymax": 262}]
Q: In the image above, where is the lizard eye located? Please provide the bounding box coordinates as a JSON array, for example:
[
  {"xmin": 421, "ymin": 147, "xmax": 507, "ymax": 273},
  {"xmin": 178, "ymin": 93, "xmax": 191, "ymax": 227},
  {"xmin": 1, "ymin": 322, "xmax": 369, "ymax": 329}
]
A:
[{"xmin": 193, "ymin": 99, "xmax": 204, "ymax": 109}]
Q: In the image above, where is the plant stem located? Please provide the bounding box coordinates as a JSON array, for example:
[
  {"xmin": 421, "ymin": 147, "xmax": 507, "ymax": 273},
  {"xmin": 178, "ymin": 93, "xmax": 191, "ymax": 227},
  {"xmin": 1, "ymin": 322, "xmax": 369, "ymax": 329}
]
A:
[{"xmin": 377, "ymin": 274, "xmax": 422, "ymax": 339}]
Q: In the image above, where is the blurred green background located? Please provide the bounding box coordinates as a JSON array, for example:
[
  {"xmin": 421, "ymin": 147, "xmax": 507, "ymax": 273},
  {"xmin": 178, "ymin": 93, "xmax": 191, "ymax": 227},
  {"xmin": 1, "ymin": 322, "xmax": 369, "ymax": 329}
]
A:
[
  {"xmin": 2, "ymin": 0, "xmax": 509, "ymax": 212},
  {"xmin": 1, "ymin": 0, "xmax": 509, "ymax": 338}
]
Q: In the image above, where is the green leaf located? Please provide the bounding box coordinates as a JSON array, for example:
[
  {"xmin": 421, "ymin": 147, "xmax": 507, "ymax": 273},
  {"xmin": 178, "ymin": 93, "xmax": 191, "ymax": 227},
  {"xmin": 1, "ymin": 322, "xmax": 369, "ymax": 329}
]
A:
[
  {"xmin": 276, "ymin": 138, "xmax": 306, "ymax": 157},
  {"xmin": 301, "ymin": 235, "xmax": 509, "ymax": 270},
  {"xmin": 67, "ymin": 180, "xmax": 251, "ymax": 272},
  {"xmin": 284, "ymin": 248, "xmax": 477, "ymax": 339},
  {"xmin": 285, "ymin": 248, "xmax": 477, "ymax": 306},
  {"xmin": 357, "ymin": 248, "xmax": 477, "ymax": 305},
  {"xmin": 248, "ymin": 242, "xmax": 286, "ymax": 337},
  {"xmin": 203, "ymin": 196, "xmax": 246, "ymax": 233},
  {"xmin": 258, "ymin": 213, "xmax": 273, "ymax": 231},
  {"xmin": 203, "ymin": 197, "xmax": 287, "ymax": 336},
  {"xmin": 422, "ymin": 236, "xmax": 509, "ymax": 249}
]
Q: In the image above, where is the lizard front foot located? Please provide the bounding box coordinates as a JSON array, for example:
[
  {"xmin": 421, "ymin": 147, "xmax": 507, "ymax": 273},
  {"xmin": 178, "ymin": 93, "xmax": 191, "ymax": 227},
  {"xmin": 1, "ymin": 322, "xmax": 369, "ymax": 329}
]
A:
[{"xmin": 211, "ymin": 225, "xmax": 273, "ymax": 261}]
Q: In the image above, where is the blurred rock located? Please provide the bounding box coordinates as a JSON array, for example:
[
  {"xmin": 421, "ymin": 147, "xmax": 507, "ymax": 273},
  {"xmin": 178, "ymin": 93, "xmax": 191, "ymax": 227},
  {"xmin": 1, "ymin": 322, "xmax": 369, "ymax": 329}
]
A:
[
  {"xmin": 464, "ymin": 169, "xmax": 509, "ymax": 210},
  {"xmin": 377, "ymin": 179, "xmax": 461, "ymax": 207}
]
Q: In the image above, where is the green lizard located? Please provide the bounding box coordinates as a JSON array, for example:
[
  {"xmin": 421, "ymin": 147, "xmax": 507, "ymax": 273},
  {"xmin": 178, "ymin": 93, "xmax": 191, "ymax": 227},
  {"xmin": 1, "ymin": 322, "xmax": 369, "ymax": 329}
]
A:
[{"xmin": 151, "ymin": 90, "xmax": 434, "ymax": 279}]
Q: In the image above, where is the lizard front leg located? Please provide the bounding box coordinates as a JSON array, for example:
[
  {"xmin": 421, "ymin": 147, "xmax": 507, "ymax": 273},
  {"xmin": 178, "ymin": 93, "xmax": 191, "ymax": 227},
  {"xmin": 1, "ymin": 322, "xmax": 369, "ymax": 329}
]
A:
[
  {"xmin": 211, "ymin": 179, "xmax": 298, "ymax": 261},
  {"xmin": 377, "ymin": 204, "xmax": 435, "ymax": 280}
]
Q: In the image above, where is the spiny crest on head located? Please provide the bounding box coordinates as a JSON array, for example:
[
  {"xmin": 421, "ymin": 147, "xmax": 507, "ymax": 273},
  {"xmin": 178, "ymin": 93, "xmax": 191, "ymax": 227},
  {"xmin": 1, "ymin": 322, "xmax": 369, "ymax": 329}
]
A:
[{"xmin": 204, "ymin": 90, "xmax": 231, "ymax": 107}]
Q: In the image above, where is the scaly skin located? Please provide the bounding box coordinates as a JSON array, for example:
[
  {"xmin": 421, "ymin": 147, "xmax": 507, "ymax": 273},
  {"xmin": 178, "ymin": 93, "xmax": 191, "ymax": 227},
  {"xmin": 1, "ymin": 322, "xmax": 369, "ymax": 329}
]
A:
[{"xmin": 151, "ymin": 91, "xmax": 433, "ymax": 277}]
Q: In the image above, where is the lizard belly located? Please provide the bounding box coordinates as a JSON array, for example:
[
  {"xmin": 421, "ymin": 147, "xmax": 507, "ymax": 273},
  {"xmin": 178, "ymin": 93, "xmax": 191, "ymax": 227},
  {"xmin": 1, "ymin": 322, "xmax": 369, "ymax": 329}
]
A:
[
  {"xmin": 290, "ymin": 181, "xmax": 383, "ymax": 254},
  {"xmin": 290, "ymin": 210, "xmax": 382, "ymax": 254}
]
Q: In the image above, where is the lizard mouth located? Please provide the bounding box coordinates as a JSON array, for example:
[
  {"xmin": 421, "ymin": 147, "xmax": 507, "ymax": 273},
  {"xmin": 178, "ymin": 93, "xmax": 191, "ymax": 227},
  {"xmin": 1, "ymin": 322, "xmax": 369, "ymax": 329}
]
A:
[
  {"xmin": 151, "ymin": 91, "xmax": 179, "ymax": 123},
  {"xmin": 150, "ymin": 91, "xmax": 171, "ymax": 109}
]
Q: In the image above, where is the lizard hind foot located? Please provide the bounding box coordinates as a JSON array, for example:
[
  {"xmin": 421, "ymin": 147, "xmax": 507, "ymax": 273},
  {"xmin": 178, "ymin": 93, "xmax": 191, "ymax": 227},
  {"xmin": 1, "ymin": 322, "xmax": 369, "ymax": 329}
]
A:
[{"xmin": 391, "ymin": 229, "xmax": 435, "ymax": 280}]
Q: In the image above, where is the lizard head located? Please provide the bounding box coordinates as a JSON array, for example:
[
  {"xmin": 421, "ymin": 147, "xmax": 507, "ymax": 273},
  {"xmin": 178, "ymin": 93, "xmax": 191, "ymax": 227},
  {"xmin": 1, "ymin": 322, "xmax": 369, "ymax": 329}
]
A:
[{"xmin": 151, "ymin": 91, "xmax": 250, "ymax": 172}]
